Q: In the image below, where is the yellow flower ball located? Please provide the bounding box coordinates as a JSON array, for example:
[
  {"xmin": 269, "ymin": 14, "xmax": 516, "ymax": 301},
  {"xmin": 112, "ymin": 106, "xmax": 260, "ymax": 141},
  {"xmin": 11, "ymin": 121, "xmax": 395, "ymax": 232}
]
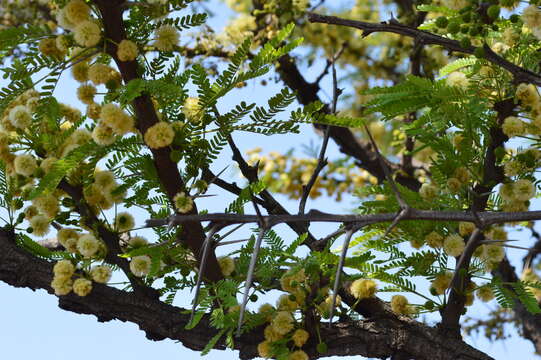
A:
[
  {"xmin": 130, "ymin": 255, "xmax": 152, "ymax": 277},
  {"xmin": 291, "ymin": 328, "xmax": 309, "ymax": 347},
  {"xmin": 350, "ymin": 279, "xmax": 377, "ymax": 299},
  {"xmin": 73, "ymin": 278, "xmax": 93, "ymax": 296},
  {"xmin": 114, "ymin": 211, "xmax": 135, "ymax": 232},
  {"xmin": 77, "ymin": 233, "xmax": 100, "ymax": 258},
  {"xmin": 443, "ymin": 233, "xmax": 465, "ymax": 257},
  {"xmin": 173, "ymin": 191, "xmax": 193, "ymax": 213},
  {"xmin": 271, "ymin": 311, "xmax": 294, "ymax": 335},
  {"xmin": 14, "ymin": 154, "xmax": 37, "ymax": 177},
  {"xmin": 30, "ymin": 214, "xmax": 51, "ymax": 237},
  {"xmin": 117, "ymin": 39, "xmax": 139, "ymax": 61},
  {"xmin": 90, "ymin": 265, "xmax": 112, "ymax": 284},
  {"xmin": 53, "ymin": 260, "xmax": 75, "ymax": 278},
  {"xmin": 144, "ymin": 121, "xmax": 175, "ymax": 149},
  {"xmin": 51, "ymin": 276, "xmax": 73, "ymax": 296},
  {"xmin": 74, "ymin": 20, "xmax": 101, "ymax": 48},
  {"xmin": 64, "ymin": 0, "xmax": 91, "ymax": 24},
  {"xmin": 217, "ymin": 256, "xmax": 235, "ymax": 276},
  {"xmin": 390, "ymin": 294, "xmax": 410, "ymax": 315},
  {"xmin": 154, "ymin": 25, "xmax": 179, "ymax": 51}
]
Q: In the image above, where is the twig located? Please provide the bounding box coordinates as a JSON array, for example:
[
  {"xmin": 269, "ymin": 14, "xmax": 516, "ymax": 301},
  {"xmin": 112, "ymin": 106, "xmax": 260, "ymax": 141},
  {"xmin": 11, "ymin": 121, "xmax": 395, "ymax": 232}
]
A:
[
  {"xmin": 145, "ymin": 208, "xmax": 541, "ymax": 229},
  {"xmin": 298, "ymin": 51, "xmax": 341, "ymax": 215},
  {"xmin": 307, "ymin": 12, "xmax": 541, "ymax": 86},
  {"xmin": 190, "ymin": 224, "xmax": 223, "ymax": 322}
]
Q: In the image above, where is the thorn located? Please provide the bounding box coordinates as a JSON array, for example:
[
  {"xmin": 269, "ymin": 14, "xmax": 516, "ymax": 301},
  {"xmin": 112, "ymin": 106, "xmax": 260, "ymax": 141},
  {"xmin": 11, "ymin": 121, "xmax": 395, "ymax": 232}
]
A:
[
  {"xmin": 237, "ymin": 227, "xmax": 267, "ymax": 337},
  {"xmin": 382, "ymin": 207, "xmax": 410, "ymax": 239},
  {"xmin": 190, "ymin": 225, "xmax": 221, "ymax": 323},
  {"xmin": 167, "ymin": 215, "xmax": 176, "ymax": 232},
  {"xmin": 329, "ymin": 227, "xmax": 356, "ymax": 327}
]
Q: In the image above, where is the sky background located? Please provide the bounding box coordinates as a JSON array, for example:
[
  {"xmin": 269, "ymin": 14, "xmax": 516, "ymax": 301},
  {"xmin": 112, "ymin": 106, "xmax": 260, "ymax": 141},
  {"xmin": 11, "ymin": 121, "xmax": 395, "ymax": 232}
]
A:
[{"xmin": 1, "ymin": 0, "xmax": 539, "ymax": 359}]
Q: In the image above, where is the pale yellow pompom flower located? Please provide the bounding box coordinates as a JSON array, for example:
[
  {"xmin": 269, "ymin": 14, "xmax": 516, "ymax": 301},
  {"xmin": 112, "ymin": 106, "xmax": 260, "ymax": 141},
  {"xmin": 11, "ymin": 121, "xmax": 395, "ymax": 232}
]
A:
[
  {"xmin": 64, "ymin": 0, "xmax": 91, "ymax": 24},
  {"xmin": 476, "ymin": 285, "xmax": 495, "ymax": 302},
  {"xmin": 9, "ymin": 105, "xmax": 32, "ymax": 129},
  {"xmin": 431, "ymin": 272, "xmax": 453, "ymax": 295},
  {"xmin": 30, "ymin": 214, "xmax": 51, "ymax": 237},
  {"xmin": 144, "ymin": 121, "xmax": 175, "ymax": 148},
  {"xmin": 117, "ymin": 40, "xmax": 139, "ymax": 61},
  {"xmin": 257, "ymin": 341, "xmax": 272, "ymax": 359},
  {"xmin": 14, "ymin": 154, "xmax": 37, "ymax": 177},
  {"xmin": 482, "ymin": 244, "xmax": 505, "ymax": 263},
  {"xmin": 73, "ymin": 278, "xmax": 93, "ymax": 296},
  {"xmin": 447, "ymin": 177, "xmax": 462, "ymax": 193},
  {"xmin": 458, "ymin": 222, "xmax": 475, "ymax": 236},
  {"xmin": 72, "ymin": 61, "xmax": 90, "ymax": 82},
  {"xmin": 77, "ymin": 84, "xmax": 96, "ymax": 105},
  {"xmin": 264, "ymin": 324, "xmax": 282, "ymax": 341},
  {"xmin": 502, "ymin": 116, "xmax": 525, "ymax": 138},
  {"xmin": 53, "ymin": 260, "xmax": 75, "ymax": 278},
  {"xmin": 74, "ymin": 21, "xmax": 101, "ymax": 48},
  {"xmin": 88, "ymin": 63, "xmax": 113, "ymax": 85},
  {"xmin": 425, "ymin": 231, "xmax": 444, "ymax": 248},
  {"xmin": 57, "ymin": 228, "xmax": 79, "ymax": 246},
  {"xmin": 419, "ymin": 183, "xmax": 438, "ymax": 200},
  {"xmin": 443, "ymin": 233, "xmax": 465, "ymax": 257},
  {"xmin": 446, "ymin": 71, "xmax": 469, "ymax": 89},
  {"xmin": 128, "ymin": 236, "xmax": 148, "ymax": 248},
  {"xmin": 94, "ymin": 170, "xmax": 116, "ymax": 190},
  {"xmin": 514, "ymin": 179, "xmax": 535, "ymax": 201},
  {"xmin": 90, "ymin": 265, "xmax": 112, "ymax": 283},
  {"xmin": 77, "ymin": 233, "xmax": 100, "ymax": 258},
  {"xmin": 130, "ymin": 255, "xmax": 152, "ymax": 277},
  {"xmin": 154, "ymin": 25, "xmax": 179, "ymax": 51},
  {"xmin": 218, "ymin": 256, "xmax": 235, "ymax": 276},
  {"xmin": 291, "ymin": 328, "xmax": 309, "ymax": 347},
  {"xmin": 516, "ymin": 83, "xmax": 538, "ymax": 105},
  {"xmin": 183, "ymin": 97, "xmax": 202, "ymax": 123},
  {"xmin": 271, "ymin": 311, "xmax": 294, "ymax": 335},
  {"xmin": 276, "ymin": 293, "xmax": 298, "ymax": 311},
  {"xmin": 173, "ymin": 191, "xmax": 193, "ymax": 213},
  {"xmin": 92, "ymin": 122, "xmax": 116, "ymax": 146},
  {"xmin": 114, "ymin": 211, "xmax": 135, "ymax": 232},
  {"xmin": 390, "ymin": 294, "xmax": 410, "ymax": 315},
  {"xmin": 51, "ymin": 276, "xmax": 73, "ymax": 296},
  {"xmin": 350, "ymin": 279, "xmax": 377, "ymax": 299}
]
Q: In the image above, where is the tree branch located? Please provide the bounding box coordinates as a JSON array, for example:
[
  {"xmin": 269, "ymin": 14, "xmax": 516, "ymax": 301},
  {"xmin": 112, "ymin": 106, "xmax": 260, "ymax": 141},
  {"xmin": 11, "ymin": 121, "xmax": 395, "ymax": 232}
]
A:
[
  {"xmin": 307, "ymin": 13, "xmax": 541, "ymax": 86},
  {"xmin": 92, "ymin": 0, "xmax": 222, "ymax": 281},
  {"xmin": 0, "ymin": 226, "xmax": 492, "ymax": 360}
]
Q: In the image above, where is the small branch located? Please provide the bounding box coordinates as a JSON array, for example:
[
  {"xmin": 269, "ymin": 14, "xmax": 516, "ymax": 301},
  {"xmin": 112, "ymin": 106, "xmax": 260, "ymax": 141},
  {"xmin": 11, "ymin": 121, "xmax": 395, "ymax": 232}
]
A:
[
  {"xmin": 146, "ymin": 208, "xmax": 541, "ymax": 229},
  {"xmin": 307, "ymin": 13, "xmax": 541, "ymax": 86},
  {"xmin": 298, "ymin": 52, "xmax": 341, "ymax": 215}
]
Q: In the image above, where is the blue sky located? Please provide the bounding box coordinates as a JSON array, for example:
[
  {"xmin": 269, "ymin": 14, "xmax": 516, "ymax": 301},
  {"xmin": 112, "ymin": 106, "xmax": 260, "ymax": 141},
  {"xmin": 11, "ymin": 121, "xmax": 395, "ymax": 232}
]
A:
[{"xmin": 2, "ymin": 1, "xmax": 540, "ymax": 359}]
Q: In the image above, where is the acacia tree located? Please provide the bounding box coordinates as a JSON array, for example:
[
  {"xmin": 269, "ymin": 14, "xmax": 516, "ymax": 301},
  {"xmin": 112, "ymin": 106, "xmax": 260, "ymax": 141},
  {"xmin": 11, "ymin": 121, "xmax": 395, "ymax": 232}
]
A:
[{"xmin": 4, "ymin": 0, "xmax": 541, "ymax": 359}]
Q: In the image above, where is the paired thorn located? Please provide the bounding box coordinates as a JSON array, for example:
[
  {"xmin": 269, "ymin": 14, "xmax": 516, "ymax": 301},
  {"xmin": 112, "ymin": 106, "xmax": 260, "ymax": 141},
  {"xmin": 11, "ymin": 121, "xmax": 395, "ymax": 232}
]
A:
[
  {"xmin": 329, "ymin": 227, "xmax": 356, "ymax": 327},
  {"xmin": 237, "ymin": 226, "xmax": 267, "ymax": 337},
  {"xmin": 190, "ymin": 224, "xmax": 222, "ymax": 323}
]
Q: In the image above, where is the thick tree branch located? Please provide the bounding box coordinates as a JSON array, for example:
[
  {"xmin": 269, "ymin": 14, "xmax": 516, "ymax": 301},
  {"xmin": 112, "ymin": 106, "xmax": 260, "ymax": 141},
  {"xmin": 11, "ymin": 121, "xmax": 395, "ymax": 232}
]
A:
[
  {"xmin": 92, "ymin": 0, "xmax": 222, "ymax": 281},
  {"xmin": 0, "ymin": 227, "xmax": 492, "ymax": 360}
]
